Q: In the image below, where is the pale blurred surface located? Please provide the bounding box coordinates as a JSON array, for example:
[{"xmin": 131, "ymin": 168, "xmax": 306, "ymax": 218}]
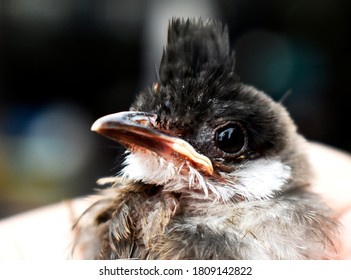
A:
[
  {"xmin": 0, "ymin": 197, "xmax": 89, "ymax": 259},
  {"xmin": 1, "ymin": 0, "xmax": 350, "ymax": 219}
]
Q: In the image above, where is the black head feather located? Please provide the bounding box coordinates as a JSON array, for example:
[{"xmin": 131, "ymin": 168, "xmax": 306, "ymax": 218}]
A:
[{"xmin": 159, "ymin": 18, "xmax": 234, "ymax": 84}]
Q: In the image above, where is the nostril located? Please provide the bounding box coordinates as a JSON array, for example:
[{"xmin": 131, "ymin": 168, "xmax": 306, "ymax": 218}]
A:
[{"xmin": 130, "ymin": 113, "xmax": 157, "ymax": 127}]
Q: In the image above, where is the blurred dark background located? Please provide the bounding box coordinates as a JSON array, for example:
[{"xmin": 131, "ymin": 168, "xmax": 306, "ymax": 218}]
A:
[{"xmin": 0, "ymin": 0, "xmax": 350, "ymax": 219}]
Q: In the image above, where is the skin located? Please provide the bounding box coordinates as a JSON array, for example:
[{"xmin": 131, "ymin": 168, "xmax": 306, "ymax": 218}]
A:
[
  {"xmin": 0, "ymin": 142, "xmax": 350, "ymax": 259},
  {"xmin": 307, "ymin": 143, "xmax": 351, "ymax": 259}
]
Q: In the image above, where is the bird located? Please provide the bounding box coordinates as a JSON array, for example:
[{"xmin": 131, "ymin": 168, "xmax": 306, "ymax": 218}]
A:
[{"xmin": 72, "ymin": 18, "xmax": 338, "ymax": 260}]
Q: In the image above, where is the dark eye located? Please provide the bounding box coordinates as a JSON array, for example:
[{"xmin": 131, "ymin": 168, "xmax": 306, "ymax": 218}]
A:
[{"xmin": 215, "ymin": 122, "xmax": 247, "ymax": 154}]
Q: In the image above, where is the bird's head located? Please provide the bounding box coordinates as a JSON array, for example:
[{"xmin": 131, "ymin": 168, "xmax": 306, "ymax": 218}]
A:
[{"xmin": 92, "ymin": 18, "xmax": 310, "ymax": 204}]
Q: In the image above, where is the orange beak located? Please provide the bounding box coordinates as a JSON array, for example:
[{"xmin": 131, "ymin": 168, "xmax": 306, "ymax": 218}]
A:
[{"xmin": 91, "ymin": 111, "xmax": 213, "ymax": 176}]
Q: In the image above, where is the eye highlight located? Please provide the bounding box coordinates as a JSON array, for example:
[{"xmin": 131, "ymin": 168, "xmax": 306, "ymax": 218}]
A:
[{"xmin": 215, "ymin": 122, "xmax": 248, "ymax": 155}]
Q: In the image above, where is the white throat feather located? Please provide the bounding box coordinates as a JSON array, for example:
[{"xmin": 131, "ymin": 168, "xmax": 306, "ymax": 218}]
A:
[{"xmin": 118, "ymin": 151, "xmax": 291, "ymax": 202}]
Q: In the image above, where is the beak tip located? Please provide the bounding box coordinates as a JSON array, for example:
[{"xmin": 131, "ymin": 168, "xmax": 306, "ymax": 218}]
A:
[
  {"xmin": 91, "ymin": 119, "xmax": 101, "ymax": 132},
  {"xmin": 91, "ymin": 112, "xmax": 123, "ymax": 132}
]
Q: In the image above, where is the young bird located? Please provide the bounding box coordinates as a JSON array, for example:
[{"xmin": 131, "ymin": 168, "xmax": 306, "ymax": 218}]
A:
[{"xmin": 73, "ymin": 18, "xmax": 338, "ymax": 259}]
